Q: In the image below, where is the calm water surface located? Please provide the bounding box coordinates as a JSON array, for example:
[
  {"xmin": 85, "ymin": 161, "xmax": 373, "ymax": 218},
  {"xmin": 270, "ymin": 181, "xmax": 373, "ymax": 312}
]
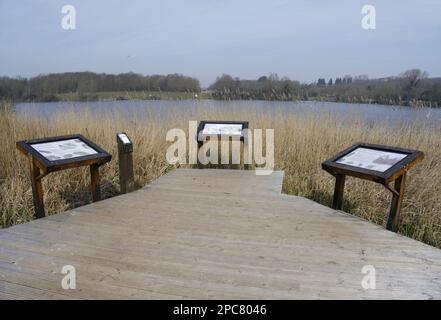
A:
[{"xmin": 15, "ymin": 99, "xmax": 441, "ymax": 128}]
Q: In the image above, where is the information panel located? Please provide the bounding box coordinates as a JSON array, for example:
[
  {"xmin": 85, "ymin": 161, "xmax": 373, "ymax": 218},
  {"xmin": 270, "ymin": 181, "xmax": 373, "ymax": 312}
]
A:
[
  {"xmin": 201, "ymin": 123, "xmax": 243, "ymax": 136},
  {"xmin": 31, "ymin": 138, "xmax": 98, "ymax": 161},
  {"xmin": 197, "ymin": 121, "xmax": 248, "ymax": 142},
  {"xmin": 16, "ymin": 134, "xmax": 112, "ymax": 219},
  {"xmin": 336, "ymin": 147, "xmax": 407, "ymax": 173},
  {"xmin": 321, "ymin": 142, "xmax": 424, "ymax": 232}
]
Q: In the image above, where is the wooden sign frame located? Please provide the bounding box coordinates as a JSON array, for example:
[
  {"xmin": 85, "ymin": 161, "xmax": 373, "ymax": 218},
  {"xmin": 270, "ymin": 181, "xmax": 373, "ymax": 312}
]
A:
[
  {"xmin": 196, "ymin": 120, "xmax": 249, "ymax": 169},
  {"xmin": 16, "ymin": 134, "xmax": 112, "ymax": 219},
  {"xmin": 322, "ymin": 142, "xmax": 424, "ymax": 232}
]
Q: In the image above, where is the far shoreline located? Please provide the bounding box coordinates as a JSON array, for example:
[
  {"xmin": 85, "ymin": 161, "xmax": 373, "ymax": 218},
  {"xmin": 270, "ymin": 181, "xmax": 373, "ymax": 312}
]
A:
[{"xmin": 10, "ymin": 91, "xmax": 441, "ymax": 109}]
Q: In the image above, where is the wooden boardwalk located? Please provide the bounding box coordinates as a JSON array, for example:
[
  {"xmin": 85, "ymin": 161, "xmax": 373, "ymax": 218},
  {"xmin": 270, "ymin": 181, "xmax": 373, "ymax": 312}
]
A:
[{"xmin": 1, "ymin": 169, "xmax": 440, "ymax": 299}]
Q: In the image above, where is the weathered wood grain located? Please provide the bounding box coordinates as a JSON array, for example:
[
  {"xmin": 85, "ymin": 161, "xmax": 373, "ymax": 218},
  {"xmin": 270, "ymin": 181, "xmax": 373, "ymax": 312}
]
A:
[{"xmin": 1, "ymin": 169, "xmax": 440, "ymax": 299}]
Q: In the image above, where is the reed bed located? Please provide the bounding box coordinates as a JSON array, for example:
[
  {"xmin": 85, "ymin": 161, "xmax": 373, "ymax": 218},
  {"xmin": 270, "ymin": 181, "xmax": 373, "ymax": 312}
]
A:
[{"xmin": 1, "ymin": 101, "xmax": 440, "ymax": 248}]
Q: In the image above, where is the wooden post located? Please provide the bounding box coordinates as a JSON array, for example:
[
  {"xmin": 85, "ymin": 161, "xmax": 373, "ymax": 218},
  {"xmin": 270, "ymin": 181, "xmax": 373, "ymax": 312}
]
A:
[
  {"xmin": 29, "ymin": 156, "xmax": 45, "ymax": 219},
  {"xmin": 90, "ymin": 164, "xmax": 101, "ymax": 202},
  {"xmin": 332, "ymin": 174, "xmax": 346, "ymax": 210},
  {"xmin": 386, "ymin": 173, "xmax": 407, "ymax": 232},
  {"xmin": 117, "ymin": 134, "xmax": 135, "ymax": 194}
]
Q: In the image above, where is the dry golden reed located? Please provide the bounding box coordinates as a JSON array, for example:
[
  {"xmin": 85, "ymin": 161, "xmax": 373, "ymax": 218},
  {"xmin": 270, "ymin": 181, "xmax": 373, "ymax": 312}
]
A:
[{"xmin": 1, "ymin": 101, "xmax": 440, "ymax": 248}]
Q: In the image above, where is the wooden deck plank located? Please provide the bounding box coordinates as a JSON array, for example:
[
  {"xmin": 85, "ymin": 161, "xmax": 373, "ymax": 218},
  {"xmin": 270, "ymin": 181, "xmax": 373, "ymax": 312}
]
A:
[{"xmin": 1, "ymin": 168, "xmax": 440, "ymax": 299}]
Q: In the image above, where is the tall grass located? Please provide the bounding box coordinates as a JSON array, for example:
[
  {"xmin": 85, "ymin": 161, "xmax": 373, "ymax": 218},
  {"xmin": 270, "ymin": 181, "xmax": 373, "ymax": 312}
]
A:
[{"xmin": 1, "ymin": 101, "xmax": 440, "ymax": 247}]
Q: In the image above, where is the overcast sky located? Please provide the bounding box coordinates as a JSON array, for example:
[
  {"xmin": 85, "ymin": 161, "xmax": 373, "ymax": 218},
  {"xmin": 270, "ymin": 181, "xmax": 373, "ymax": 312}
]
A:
[{"xmin": 0, "ymin": 0, "xmax": 440, "ymax": 87}]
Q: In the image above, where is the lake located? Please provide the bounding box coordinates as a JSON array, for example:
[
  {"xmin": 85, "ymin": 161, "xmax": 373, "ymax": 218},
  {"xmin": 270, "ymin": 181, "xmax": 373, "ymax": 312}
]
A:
[{"xmin": 14, "ymin": 99, "xmax": 441, "ymax": 128}]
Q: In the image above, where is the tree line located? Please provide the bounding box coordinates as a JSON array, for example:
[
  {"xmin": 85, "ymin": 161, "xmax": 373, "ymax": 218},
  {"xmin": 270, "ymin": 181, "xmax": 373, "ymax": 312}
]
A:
[
  {"xmin": 0, "ymin": 72, "xmax": 201, "ymax": 102},
  {"xmin": 209, "ymin": 69, "xmax": 441, "ymax": 107},
  {"xmin": 1, "ymin": 69, "xmax": 441, "ymax": 107},
  {"xmin": 209, "ymin": 73, "xmax": 302, "ymax": 101}
]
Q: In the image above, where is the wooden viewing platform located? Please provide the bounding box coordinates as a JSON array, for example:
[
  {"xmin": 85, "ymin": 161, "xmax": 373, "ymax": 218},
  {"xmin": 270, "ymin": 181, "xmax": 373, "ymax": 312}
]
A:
[{"xmin": 1, "ymin": 169, "xmax": 440, "ymax": 299}]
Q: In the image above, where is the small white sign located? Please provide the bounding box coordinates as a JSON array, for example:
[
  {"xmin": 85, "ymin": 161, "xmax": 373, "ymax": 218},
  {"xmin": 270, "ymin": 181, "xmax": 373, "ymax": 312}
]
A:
[
  {"xmin": 118, "ymin": 133, "xmax": 131, "ymax": 145},
  {"xmin": 31, "ymin": 138, "xmax": 97, "ymax": 161},
  {"xmin": 336, "ymin": 147, "xmax": 407, "ymax": 172}
]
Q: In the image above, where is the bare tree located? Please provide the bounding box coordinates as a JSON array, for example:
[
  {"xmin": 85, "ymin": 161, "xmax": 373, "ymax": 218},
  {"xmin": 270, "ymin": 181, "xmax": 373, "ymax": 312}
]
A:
[{"xmin": 400, "ymin": 69, "xmax": 428, "ymax": 98}]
